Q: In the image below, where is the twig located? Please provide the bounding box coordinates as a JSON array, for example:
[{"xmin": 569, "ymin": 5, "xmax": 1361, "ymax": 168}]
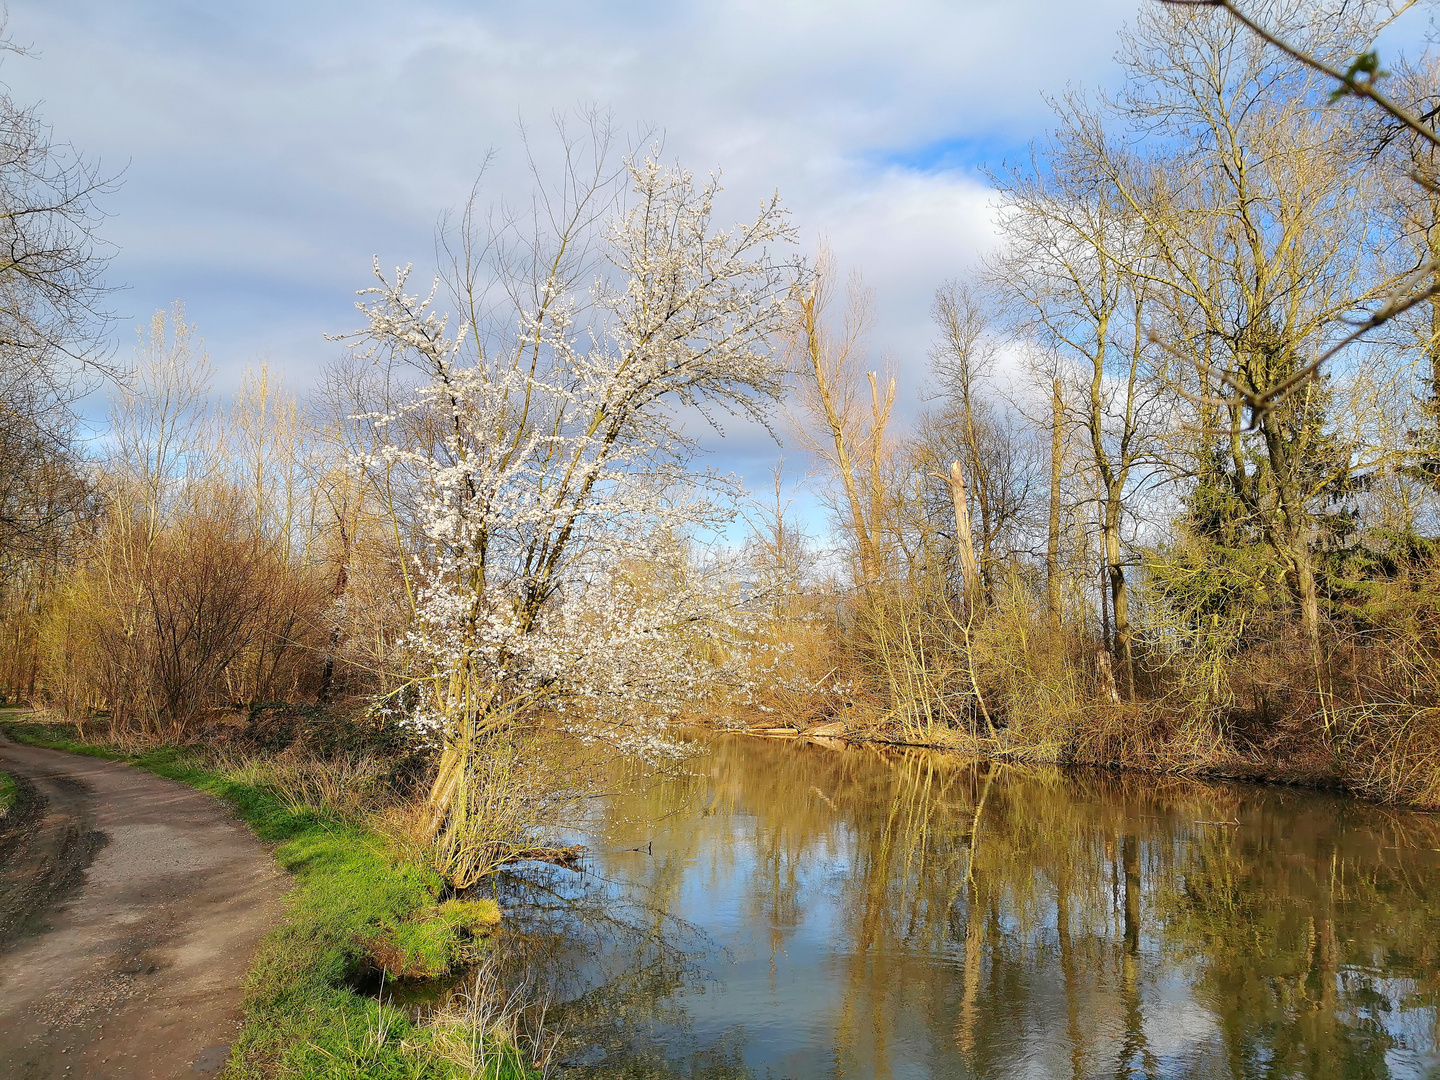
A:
[
  {"xmin": 1152, "ymin": 0, "xmax": 1440, "ymax": 417},
  {"xmin": 1159, "ymin": 0, "xmax": 1436, "ymax": 149}
]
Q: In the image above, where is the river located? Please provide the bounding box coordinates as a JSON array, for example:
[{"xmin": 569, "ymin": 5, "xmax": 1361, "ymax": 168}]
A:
[{"xmin": 486, "ymin": 733, "xmax": 1440, "ymax": 1079}]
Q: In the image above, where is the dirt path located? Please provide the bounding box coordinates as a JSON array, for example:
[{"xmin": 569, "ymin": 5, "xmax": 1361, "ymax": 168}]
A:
[{"xmin": 0, "ymin": 736, "xmax": 287, "ymax": 1079}]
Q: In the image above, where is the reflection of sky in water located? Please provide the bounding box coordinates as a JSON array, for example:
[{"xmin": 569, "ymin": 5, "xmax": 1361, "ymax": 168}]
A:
[{"xmin": 501, "ymin": 737, "xmax": 1440, "ymax": 1079}]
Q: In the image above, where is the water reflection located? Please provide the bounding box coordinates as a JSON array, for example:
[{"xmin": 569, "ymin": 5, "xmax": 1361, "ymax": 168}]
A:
[{"xmin": 492, "ymin": 735, "xmax": 1440, "ymax": 1079}]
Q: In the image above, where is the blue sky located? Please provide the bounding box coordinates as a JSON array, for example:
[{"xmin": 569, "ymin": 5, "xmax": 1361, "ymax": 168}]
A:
[{"xmin": 7, "ymin": 0, "xmax": 1430, "ymax": 497}]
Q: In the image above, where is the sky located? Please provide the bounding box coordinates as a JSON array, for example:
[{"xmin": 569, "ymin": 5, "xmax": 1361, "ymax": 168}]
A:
[{"xmin": 7, "ymin": 0, "xmax": 1426, "ymax": 498}]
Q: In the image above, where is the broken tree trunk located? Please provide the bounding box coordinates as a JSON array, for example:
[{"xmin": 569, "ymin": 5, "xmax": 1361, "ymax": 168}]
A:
[{"xmin": 949, "ymin": 460, "xmax": 982, "ymax": 605}]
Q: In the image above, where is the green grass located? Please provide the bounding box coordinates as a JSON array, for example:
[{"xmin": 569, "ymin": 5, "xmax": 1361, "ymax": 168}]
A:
[
  {"xmin": 0, "ymin": 718, "xmax": 535, "ymax": 1079},
  {"xmin": 0, "ymin": 769, "xmax": 15, "ymax": 817}
]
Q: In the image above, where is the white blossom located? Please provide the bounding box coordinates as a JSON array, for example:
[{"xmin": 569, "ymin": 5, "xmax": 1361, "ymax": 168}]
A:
[{"xmin": 349, "ymin": 158, "xmax": 799, "ymax": 749}]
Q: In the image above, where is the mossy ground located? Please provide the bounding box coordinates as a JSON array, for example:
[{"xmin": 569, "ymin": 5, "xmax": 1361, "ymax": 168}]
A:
[{"xmin": 0, "ymin": 717, "xmax": 534, "ymax": 1079}]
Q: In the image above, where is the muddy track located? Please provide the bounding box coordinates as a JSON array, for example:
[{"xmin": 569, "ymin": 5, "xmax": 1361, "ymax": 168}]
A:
[
  {"xmin": 0, "ymin": 765, "xmax": 108, "ymax": 950},
  {"xmin": 0, "ymin": 736, "xmax": 286, "ymax": 1079}
]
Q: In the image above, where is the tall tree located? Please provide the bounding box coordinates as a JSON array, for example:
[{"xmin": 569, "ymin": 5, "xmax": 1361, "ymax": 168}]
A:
[
  {"xmin": 351, "ymin": 122, "xmax": 799, "ymax": 882},
  {"xmin": 928, "ymin": 282, "xmax": 1031, "ymax": 601},
  {"xmin": 989, "ymin": 112, "xmax": 1167, "ymax": 697},
  {"xmin": 1099, "ymin": 2, "xmax": 1392, "ymax": 657},
  {"xmin": 0, "ymin": 31, "xmax": 113, "ymax": 567}
]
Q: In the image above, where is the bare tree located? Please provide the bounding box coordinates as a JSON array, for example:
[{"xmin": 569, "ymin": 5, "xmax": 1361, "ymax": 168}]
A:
[
  {"xmin": 989, "ymin": 112, "xmax": 1168, "ymax": 698},
  {"xmin": 788, "ymin": 247, "xmax": 895, "ymax": 596},
  {"xmin": 1098, "ymin": 3, "xmax": 1394, "ymax": 658},
  {"xmin": 1150, "ymin": 0, "xmax": 1436, "ymax": 409},
  {"xmin": 0, "ymin": 30, "xmax": 114, "ymax": 576},
  {"xmin": 0, "ymin": 82, "xmax": 114, "ymax": 388},
  {"xmin": 928, "ymin": 282, "xmax": 1033, "ymax": 600}
]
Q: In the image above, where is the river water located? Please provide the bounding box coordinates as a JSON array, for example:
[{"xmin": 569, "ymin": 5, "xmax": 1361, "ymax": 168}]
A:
[{"xmin": 490, "ymin": 733, "xmax": 1440, "ymax": 1079}]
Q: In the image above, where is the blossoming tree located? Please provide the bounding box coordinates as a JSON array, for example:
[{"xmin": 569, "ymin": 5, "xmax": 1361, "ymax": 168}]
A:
[{"xmin": 348, "ymin": 148, "xmax": 798, "ymax": 881}]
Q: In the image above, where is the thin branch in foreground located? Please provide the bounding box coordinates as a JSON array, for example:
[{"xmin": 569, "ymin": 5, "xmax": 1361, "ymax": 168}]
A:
[{"xmin": 1157, "ymin": 1, "xmax": 1438, "ymax": 150}]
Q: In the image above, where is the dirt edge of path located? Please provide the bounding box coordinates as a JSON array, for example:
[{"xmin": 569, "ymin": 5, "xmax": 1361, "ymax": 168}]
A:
[{"xmin": 0, "ymin": 736, "xmax": 288, "ymax": 1080}]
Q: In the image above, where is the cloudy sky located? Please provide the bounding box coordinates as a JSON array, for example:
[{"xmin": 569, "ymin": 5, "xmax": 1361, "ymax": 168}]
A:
[{"xmin": 8, "ymin": 0, "xmax": 1418, "ymax": 490}]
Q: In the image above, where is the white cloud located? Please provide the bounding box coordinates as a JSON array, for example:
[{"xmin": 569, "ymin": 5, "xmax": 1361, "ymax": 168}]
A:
[
  {"xmin": 7, "ymin": 0, "xmax": 1140, "ymax": 460},
  {"xmin": 817, "ymin": 167, "xmax": 1001, "ymax": 399}
]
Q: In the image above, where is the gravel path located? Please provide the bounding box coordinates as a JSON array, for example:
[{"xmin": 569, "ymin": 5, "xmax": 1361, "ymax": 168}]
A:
[{"xmin": 0, "ymin": 736, "xmax": 286, "ymax": 1079}]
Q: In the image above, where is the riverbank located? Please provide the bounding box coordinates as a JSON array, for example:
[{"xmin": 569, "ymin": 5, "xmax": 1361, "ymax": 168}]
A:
[
  {"xmin": 0, "ymin": 715, "xmax": 541, "ymax": 1080},
  {"xmin": 721, "ymin": 715, "xmax": 1364, "ymax": 804}
]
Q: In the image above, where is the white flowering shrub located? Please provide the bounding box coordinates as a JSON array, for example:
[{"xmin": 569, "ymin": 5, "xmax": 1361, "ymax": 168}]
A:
[{"xmin": 347, "ymin": 155, "xmax": 797, "ymax": 870}]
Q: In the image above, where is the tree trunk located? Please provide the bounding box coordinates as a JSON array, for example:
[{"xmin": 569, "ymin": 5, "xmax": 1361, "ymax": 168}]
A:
[
  {"xmin": 1294, "ymin": 542, "xmax": 1321, "ymax": 659},
  {"xmin": 949, "ymin": 461, "xmax": 982, "ymax": 607},
  {"xmin": 316, "ymin": 560, "xmax": 349, "ymax": 706},
  {"xmin": 1428, "ymin": 192, "xmax": 1440, "ymax": 405},
  {"xmin": 1046, "ymin": 377, "xmax": 1064, "ymax": 622},
  {"xmin": 1122, "ymin": 834, "xmax": 1140, "ymax": 954},
  {"xmin": 1104, "ymin": 498, "xmax": 1135, "ymax": 698},
  {"xmin": 1096, "ymin": 648, "xmax": 1122, "ymax": 705},
  {"xmin": 1258, "ymin": 408, "xmax": 1321, "ymax": 658},
  {"xmin": 1100, "ymin": 559, "xmax": 1111, "ymax": 652}
]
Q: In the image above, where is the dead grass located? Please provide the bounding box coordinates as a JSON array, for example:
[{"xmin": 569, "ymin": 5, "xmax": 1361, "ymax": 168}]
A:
[
  {"xmin": 1334, "ymin": 702, "xmax": 1440, "ymax": 806},
  {"xmin": 730, "ymin": 577, "xmax": 1350, "ymax": 790},
  {"xmin": 413, "ymin": 960, "xmax": 560, "ymax": 1080},
  {"xmin": 220, "ymin": 748, "xmax": 404, "ymax": 823}
]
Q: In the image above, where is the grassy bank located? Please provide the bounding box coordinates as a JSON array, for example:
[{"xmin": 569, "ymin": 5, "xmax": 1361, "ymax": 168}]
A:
[
  {"xmin": 0, "ymin": 768, "xmax": 14, "ymax": 816},
  {"xmin": 0, "ymin": 717, "xmax": 539, "ymax": 1080}
]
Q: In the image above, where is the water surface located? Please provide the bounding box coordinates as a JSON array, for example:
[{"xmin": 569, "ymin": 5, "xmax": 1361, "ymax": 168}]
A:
[{"xmin": 494, "ymin": 734, "xmax": 1440, "ymax": 1079}]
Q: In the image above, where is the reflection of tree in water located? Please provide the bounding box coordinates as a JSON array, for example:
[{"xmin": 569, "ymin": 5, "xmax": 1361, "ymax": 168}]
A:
[
  {"xmin": 487, "ymin": 853, "xmax": 761, "ymax": 1079},
  {"xmin": 707, "ymin": 738, "xmax": 1440, "ymax": 1078},
  {"xmin": 478, "ymin": 736, "xmax": 1440, "ymax": 1079},
  {"xmin": 553, "ymin": 969, "xmax": 757, "ymax": 1080},
  {"xmin": 1155, "ymin": 807, "xmax": 1440, "ymax": 1079}
]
